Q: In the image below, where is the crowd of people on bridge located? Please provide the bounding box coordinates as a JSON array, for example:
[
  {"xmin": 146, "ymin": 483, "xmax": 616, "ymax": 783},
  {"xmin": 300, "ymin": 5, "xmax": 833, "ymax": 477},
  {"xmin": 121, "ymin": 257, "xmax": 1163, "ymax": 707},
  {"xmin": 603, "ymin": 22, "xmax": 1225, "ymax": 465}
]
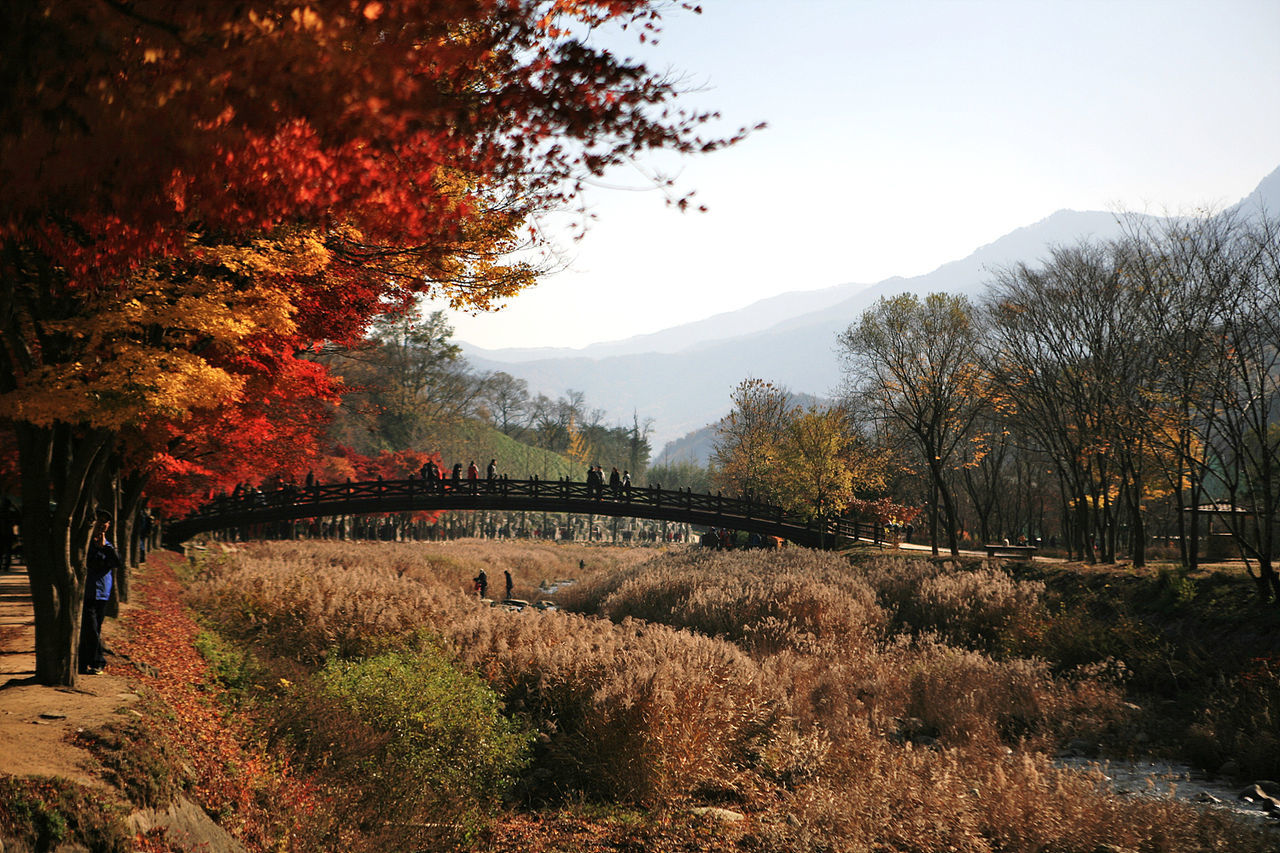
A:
[{"xmin": 219, "ymin": 459, "xmax": 650, "ymax": 505}]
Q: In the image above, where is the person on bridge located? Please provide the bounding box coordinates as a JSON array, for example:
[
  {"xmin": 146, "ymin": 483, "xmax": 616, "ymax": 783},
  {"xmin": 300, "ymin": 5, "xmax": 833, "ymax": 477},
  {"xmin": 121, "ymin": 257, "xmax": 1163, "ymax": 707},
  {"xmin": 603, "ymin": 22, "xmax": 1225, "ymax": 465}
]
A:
[
  {"xmin": 487, "ymin": 459, "xmax": 497, "ymax": 480},
  {"xmin": 451, "ymin": 462, "xmax": 463, "ymax": 487},
  {"xmin": 609, "ymin": 466, "xmax": 622, "ymax": 498},
  {"xmin": 621, "ymin": 470, "xmax": 631, "ymax": 493}
]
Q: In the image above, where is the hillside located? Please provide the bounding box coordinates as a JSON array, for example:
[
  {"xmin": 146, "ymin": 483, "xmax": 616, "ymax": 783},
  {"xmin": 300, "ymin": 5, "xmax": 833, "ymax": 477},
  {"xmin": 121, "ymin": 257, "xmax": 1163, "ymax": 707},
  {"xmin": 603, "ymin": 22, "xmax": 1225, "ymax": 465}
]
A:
[{"xmin": 425, "ymin": 419, "xmax": 577, "ymax": 481}]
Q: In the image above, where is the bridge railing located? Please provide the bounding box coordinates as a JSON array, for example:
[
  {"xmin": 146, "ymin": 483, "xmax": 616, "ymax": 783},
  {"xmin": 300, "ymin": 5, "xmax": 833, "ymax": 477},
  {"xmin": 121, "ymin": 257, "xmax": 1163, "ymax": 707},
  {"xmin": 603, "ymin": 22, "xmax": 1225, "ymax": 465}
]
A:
[{"xmin": 176, "ymin": 477, "xmax": 885, "ymax": 548}]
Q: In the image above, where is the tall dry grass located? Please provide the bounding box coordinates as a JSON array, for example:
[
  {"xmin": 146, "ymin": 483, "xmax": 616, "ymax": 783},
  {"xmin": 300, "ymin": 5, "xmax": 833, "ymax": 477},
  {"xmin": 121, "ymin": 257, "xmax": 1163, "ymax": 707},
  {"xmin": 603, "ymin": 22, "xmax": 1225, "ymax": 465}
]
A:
[
  {"xmin": 182, "ymin": 540, "xmax": 1274, "ymax": 852},
  {"xmin": 858, "ymin": 556, "xmax": 1046, "ymax": 654},
  {"xmin": 187, "ymin": 540, "xmax": 785, "ymax": 805},
  {"xmin": 558, "ymin": 548, "xmax": 885, "ymax": 656}
]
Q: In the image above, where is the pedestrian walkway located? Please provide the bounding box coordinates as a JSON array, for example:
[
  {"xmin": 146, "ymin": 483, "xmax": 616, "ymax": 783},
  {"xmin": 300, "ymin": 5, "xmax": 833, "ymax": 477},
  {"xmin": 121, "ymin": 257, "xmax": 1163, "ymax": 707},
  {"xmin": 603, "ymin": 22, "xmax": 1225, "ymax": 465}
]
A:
[
  {"xmin": 0, "ymin": 561, "xmax": 139, "ymax": 786},
  {"xmin": 0, "ymin": 563, "xmax": 36, "ymax": 683}
]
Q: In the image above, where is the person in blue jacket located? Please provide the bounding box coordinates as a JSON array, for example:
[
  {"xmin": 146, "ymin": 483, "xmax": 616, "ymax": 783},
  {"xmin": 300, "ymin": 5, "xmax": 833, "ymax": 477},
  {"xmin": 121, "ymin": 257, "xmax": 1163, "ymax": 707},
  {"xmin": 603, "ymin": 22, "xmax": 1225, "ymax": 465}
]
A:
[{"xmin": 79, "ymin": 511, "xmax": 121, "ymax": 675}]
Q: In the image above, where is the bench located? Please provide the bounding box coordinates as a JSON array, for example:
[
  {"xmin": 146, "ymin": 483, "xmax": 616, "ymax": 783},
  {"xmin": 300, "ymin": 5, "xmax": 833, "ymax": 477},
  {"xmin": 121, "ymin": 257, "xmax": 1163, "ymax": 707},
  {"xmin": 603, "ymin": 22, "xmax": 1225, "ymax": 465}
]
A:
[{"xmin": 984, "ymin": 544, "xmax": 1037, "ymax": 560}]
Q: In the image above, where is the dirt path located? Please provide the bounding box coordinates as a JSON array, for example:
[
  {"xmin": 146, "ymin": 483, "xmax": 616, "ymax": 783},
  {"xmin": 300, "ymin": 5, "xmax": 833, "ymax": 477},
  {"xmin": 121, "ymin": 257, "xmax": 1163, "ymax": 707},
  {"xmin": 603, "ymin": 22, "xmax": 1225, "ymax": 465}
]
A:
[{"xmin": 0, "ymin": 561, "xmax": 140, "ymax": 788}]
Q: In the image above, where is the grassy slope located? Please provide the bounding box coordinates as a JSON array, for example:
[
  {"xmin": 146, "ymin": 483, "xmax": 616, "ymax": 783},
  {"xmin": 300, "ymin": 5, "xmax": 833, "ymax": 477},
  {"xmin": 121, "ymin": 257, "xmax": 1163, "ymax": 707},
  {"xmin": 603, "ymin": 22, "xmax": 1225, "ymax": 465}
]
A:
[{"xmin": 426, "ymin": 420, "xmax": 577, "ymax": 481}]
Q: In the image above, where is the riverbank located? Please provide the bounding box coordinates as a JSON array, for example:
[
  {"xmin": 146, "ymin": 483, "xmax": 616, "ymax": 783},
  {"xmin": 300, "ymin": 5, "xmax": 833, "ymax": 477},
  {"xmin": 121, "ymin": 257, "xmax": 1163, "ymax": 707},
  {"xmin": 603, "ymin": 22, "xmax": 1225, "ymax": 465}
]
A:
[{"xmin": 3, "ymin": 543, "xmax": 1278, "ymax": 851}]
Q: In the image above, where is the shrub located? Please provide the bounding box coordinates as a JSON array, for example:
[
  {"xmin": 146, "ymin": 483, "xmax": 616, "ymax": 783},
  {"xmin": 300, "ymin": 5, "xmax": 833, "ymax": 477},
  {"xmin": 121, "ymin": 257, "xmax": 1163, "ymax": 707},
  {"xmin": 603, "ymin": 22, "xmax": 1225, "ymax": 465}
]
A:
[
  {"xmin": 443, "ymin": 608, "xmax": 788, "ymax": 805},
  {"xmin": 274, "ymin": 645, "xmax": 531, "ymax": 847},
  {"xmin": 193, "ymin": 629, "xmax": 265, "ymax": 697},
  {"xmin": 749, "ymin": 744, "xmax": 1274, "ymax": 853},
  {"xmin": 188, "ymin": 541, "xmax": 793, "ymax": 807},
  {"xmin": 1186, "ymin": 653, "xmax": 1280, "ymax": 779},
  {"xmin": 183, "ymin": 540, "xmax": 1273, "ymax": 852}
]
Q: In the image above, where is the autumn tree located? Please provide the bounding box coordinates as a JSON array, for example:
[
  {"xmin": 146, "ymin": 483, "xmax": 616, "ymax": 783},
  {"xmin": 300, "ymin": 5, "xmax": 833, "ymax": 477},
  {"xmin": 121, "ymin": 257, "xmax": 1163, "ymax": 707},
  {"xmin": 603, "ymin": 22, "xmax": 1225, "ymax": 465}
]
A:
[
  {"xmin": 1, "ymin": 0, "xmax": 745, "ymax": 685},
  {"xmin": 712, "ymin": 378, "xmax": 796, "ymax": 502},
  {"xmin": 324, "ymin": 308, "xmax": 486, "ymax": 452},
  {"xmin": 645, "ymin": 458, "xmax": 711, "ymax": 492},
  {"xmin": 840, "ymin": 293, "xmax": 989, "ymax": 556},
  {"xmin": 985, "ymin": 238, "xmax": 1207, "ymax": 567},
  {"xmin": 1115, "ymin": 213, "xmax": 1237, "ymax": 569},
  {"xmin": 774, "ymin": 405, "xmax": 886, "ymax": 521}
]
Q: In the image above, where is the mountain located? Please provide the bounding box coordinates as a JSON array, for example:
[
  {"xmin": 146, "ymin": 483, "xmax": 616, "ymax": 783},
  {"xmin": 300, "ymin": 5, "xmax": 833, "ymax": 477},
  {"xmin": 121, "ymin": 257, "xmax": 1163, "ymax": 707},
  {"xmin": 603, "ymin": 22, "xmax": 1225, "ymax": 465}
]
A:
[
  {"xmin": 465, "ymin": 208, "xmax": 1131, "ymax": 449},
  {"xmin": 651, "ymin": 424, "xmax": 718, "ymax": 467},
  {"xmin": 463, "ymin": 167, "xmax": 1280, "ymax": 453},
  {"xmin": 462, "ymin": 282, "xmax": 868, "ymax": 363},
  {"xmin": 1230, "ymin": 165, "xmax": 1280, "ymax": 217}
]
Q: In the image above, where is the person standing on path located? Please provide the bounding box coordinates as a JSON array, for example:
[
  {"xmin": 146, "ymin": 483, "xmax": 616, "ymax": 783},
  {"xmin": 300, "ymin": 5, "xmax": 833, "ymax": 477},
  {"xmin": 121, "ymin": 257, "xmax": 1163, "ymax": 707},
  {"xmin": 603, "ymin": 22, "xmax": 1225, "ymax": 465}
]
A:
[
  {"xmin": 80, "ymin": 511, "xmax": 121, "ymax": 675},
  {"xmin": 474, "ymin": 569, "xmax": 488, "ymax": 599},
  {"xmin": 504, "ymin": 569, "xmax": 513, "ymax": 600}
]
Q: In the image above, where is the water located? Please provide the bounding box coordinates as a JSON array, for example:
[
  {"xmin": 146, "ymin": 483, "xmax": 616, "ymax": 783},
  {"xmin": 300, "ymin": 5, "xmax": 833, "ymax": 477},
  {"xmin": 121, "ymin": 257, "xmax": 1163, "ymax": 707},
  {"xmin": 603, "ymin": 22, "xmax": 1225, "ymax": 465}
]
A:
[{"xmin": 1057, "ymin": 757, "xmax": 1278, "ymax": 824}]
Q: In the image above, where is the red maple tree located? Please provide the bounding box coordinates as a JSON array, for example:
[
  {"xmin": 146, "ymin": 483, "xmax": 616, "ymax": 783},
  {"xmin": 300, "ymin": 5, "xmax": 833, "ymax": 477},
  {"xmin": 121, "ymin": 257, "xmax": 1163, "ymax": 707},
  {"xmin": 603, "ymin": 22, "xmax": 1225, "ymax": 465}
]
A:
[{"xmin": 0, "ymin": 0, "xmax": 745, "ymax": 685}]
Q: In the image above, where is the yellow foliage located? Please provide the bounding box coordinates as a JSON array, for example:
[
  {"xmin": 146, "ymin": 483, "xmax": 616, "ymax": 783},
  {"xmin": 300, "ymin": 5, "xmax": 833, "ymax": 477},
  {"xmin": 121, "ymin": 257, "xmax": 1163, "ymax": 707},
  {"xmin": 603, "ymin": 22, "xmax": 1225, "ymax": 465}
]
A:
[
  {"xmin": 199, "ymin": 231, "xmax": 332, "ymax": 280},
  {"xmin": 2, "ymin": 237, "xmax": 302, "ymax": 430}
]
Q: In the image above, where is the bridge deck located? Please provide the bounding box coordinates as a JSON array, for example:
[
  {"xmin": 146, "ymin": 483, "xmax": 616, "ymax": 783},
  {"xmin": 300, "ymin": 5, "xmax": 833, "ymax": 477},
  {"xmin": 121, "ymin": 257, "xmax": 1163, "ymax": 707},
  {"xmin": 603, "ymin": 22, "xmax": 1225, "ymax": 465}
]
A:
[{"xmin": 166, "ymin": 478, "xmax": 883, "ymax": 550}]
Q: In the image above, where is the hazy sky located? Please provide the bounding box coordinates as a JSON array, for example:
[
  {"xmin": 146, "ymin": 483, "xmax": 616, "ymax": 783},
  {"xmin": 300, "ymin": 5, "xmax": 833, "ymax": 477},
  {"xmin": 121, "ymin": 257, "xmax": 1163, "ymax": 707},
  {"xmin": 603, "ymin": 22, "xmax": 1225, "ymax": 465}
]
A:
[{"xmin": 432, "ymin": 0, "xmax": 1280, "ymax": 352}]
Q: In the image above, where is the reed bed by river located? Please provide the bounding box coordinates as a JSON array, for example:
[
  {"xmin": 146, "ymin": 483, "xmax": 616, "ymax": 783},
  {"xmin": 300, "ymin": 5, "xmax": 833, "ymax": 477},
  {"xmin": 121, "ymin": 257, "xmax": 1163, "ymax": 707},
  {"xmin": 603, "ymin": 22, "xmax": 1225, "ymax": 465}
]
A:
[{"xmin": 183, "ymin": 539, "xmax": 1275, "ymax": 852}]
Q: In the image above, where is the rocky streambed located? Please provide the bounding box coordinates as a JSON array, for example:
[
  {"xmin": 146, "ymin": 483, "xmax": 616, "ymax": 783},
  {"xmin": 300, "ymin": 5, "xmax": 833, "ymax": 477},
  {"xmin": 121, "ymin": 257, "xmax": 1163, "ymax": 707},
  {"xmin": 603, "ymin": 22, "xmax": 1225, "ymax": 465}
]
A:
[{"xmin": 1057, "ymin": 758, "xmax": 1279, "ymax": 825}]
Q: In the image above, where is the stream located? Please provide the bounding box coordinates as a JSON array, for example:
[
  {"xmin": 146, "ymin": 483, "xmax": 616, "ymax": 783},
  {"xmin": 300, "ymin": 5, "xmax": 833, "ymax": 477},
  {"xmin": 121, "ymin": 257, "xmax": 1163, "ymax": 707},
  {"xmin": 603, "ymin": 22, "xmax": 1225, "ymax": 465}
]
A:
[{"xmin": 1056, "ymin": 757, "xmax": 1278, "ymax": 825}]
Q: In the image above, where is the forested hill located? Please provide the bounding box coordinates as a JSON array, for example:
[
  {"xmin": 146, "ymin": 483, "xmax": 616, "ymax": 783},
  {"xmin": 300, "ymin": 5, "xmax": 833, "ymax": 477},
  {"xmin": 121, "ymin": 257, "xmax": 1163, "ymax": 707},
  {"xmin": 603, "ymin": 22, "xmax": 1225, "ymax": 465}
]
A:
[{"xmin": 320, "ymin": 311, "xmax": 655, "ymax": 479}]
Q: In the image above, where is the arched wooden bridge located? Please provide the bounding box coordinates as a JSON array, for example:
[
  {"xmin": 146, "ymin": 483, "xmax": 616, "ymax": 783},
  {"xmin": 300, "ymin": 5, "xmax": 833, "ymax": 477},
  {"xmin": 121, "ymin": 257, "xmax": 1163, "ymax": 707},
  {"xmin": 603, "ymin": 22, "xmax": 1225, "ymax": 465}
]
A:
[{"xmin": 165, "ymin": 477, "xmax": 883, "ymax": 550}]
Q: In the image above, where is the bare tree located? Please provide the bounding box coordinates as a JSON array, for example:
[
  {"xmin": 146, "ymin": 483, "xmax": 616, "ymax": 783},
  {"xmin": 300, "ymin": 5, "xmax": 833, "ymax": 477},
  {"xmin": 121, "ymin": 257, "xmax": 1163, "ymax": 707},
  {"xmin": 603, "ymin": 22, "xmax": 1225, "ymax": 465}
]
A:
[
  {"xmin": 840, "ymin": 293, "xmax": 989, "ymax": 556},
  {"xmin": 1193, "ymin": 215, "xmax": 1280, "ymax": 602},
  {"xmin": 478, "ymin": 371, "xmax": 532, "ymax": 438},
  {"xmin": 986, "ymin": 241, "xmax": 1160, "ymax": 563}
]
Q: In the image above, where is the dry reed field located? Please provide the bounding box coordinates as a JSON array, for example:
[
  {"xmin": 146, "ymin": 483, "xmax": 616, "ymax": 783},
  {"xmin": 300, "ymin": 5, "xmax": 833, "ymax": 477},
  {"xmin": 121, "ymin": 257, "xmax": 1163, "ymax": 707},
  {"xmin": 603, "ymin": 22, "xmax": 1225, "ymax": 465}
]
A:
[{"xmin": 183, "ymin": 539, "xmax": 1274, "ymax": 852}]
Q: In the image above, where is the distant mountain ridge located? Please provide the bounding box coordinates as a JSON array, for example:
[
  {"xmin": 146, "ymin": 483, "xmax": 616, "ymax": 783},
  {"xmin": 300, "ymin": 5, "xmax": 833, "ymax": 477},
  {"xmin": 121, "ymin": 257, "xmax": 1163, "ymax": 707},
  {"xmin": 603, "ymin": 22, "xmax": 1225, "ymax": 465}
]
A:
[
  {"xmin": 462, "ymin": 282, "xmax": 868, "ymax": 363},
  {"xmin": 463, "ymin": 166, "xmax": 1280, "ymax": 454}
]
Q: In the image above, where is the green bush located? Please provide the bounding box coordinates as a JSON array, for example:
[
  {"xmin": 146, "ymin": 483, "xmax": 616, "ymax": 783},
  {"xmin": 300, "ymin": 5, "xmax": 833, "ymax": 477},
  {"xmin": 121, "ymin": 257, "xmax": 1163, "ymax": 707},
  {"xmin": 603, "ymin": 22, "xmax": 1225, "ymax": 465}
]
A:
[
  {"xmin": 276, "ymin": 645, "xmax": 531, "ymax": 847},
  {"xmin": 194, "ymin": 629, "xmax": 264, "ymax": 696}
]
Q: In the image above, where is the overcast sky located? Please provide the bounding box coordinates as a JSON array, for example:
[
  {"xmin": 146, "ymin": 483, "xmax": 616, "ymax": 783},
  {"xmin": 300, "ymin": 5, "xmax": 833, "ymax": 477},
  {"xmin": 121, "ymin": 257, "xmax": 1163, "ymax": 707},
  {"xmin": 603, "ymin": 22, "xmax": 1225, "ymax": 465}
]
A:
[{"xmin": 431, "ymin": 0, "xmax": 1280, "ymax": 352}]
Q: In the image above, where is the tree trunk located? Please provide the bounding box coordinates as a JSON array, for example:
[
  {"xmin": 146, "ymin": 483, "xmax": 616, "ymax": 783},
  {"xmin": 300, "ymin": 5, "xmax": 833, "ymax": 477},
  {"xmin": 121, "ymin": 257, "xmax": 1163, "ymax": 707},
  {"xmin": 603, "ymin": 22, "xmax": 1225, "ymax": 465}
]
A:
[
  {"xmin": 1129, "ymin": 475, "xmax": 1146, "ymax": 568},
  {"xmin": 928, "ymin": 478, "xmax": 940, "ymax": 556},
  {"xmin": 1076, "ymin": 488, "xmax": 1093, "ymax": 565},
  {"xmin": 18, "ymin": 423, "xmax": 115, "ymax": 686}
]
